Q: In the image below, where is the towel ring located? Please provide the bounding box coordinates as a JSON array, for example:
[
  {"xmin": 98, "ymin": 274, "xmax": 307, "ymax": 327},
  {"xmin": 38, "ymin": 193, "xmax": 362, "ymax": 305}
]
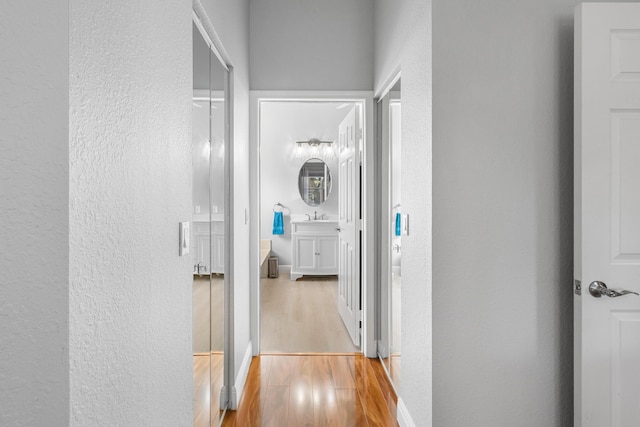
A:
[
  {"xmin": 393, "ymin": 203, "xmax": 401, "ymax": 213},
  {"xmin": 273, "ymin": 202, "xmax": 284, "ymax": 213}
]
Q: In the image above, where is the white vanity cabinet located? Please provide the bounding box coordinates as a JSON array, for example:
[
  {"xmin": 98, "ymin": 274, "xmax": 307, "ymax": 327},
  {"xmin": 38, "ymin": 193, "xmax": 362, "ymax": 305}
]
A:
[
  {"xmin": 211, "ymin": 220, "xmax": 224, "ymax": 274},
  {"xmin": 192, "ymin": 215, "xmax": 225, "ymax": 275},
  {"xmin": 290, "ymin": 220, "xmax": 339, "ymax": 280}
]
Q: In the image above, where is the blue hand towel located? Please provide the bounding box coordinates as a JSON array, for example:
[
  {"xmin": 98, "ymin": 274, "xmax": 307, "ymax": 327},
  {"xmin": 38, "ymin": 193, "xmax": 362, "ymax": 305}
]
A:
[
  {"xmin": 273, "ymin": 211, "xmax": 284, "ymax": 235},
  {"xmin": 395, "ymin": 212, "xmax": 401, "ymax": 236}
]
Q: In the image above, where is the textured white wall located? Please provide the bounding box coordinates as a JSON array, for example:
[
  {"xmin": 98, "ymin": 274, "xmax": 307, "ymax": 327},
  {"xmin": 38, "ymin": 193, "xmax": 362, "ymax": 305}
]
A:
[
  {"xmin": 0, "ymin": 2, "xmax": 69, "ymax": 425},
  {"xmin": 259, "ymin": 102, "xmax": 346, "ymax": 265},
  {"xmin": 69, "ymin": 1, "xmax": 193, "ymax": 425},
  {"xmin": 374, "ymin": 0, "xmax": 432, "ymax": 424},
  {"xmin": 201, "ymin": 0, "xmax": 252, "ymax": 391},
  {"xmin": 250, "ymin": 0, "xmax": 374, "ymax": 90}
]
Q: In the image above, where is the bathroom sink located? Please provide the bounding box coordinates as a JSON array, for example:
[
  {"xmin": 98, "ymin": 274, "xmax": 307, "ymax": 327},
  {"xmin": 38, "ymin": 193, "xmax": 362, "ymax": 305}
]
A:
[{"xmin": 291, "ymin": 217, "xmax": 337, "ymax": 224}]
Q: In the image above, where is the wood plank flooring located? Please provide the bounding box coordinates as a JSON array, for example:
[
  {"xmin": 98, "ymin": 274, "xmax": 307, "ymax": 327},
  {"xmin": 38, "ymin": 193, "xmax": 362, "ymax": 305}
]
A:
[
  {"xmin": 261, "ymin": 272, "xmax": 360, "ymax": 353},
  {"xmin": 378, "ymin": 354, "xmax": 401, "ymax": 392},
  {"xmin": 222, "ymin": 354, "xmax": 398, "ymax": 427},
  {"xmin": 194, "ymin": 353, "xmax": 225, "ymax": 427}
]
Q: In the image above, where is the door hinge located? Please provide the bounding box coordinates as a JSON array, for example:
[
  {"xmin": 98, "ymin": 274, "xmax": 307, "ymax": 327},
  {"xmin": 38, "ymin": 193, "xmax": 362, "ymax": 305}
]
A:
[
  {"xmin": 574, "ymin": 279, "xmax": 582, "ymax": 296},
  {"xmin": 358, "ymin": 219, "xmax": 363, "ymax": 231}
]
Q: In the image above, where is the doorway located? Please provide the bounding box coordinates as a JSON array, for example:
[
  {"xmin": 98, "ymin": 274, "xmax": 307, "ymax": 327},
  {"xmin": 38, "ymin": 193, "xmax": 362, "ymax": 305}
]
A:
[{"xmin": 249, "ymin": 93, "xmax": 376, "ymax": 357}]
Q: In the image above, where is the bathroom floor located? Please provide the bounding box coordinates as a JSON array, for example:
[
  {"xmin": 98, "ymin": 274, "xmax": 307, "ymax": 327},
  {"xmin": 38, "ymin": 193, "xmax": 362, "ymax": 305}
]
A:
[{"xmin": 260, "ymin": 271, "xmax": 360, "ymax": 353}]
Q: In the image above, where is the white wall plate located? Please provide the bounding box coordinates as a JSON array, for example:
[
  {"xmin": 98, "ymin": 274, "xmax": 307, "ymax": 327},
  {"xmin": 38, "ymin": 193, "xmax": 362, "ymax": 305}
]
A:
[{"xmin": 179, "ymin": 222, "xmax": 190, "ymax": 256}]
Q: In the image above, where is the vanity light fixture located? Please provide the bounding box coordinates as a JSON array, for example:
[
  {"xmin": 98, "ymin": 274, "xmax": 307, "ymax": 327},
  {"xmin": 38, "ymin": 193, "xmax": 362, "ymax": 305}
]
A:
[{"xmin": 295, "ymin": 138, "xmax": 335, "ymax": 161}]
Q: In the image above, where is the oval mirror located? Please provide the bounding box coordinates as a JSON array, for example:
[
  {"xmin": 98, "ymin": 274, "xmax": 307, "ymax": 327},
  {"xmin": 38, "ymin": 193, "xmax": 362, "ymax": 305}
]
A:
[{"xmin": 298, "ymin": 158, "xmax": 332, "ymax": 206}]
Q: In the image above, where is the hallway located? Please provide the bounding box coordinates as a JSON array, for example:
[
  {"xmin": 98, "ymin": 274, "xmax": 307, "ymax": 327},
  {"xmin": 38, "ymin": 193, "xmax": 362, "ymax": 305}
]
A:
[{"xmin": 222, "ymin": 354, "xmax": 398, "ymax": 426}]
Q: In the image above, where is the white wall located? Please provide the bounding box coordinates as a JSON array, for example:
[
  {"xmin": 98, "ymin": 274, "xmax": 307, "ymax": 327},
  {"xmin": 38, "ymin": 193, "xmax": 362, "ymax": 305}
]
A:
[
  {"xmin": 0, "ymin": 2, "xmax": 69, "ymax": 425},
  {"xmin": 374, "ymin": 0, "xmax": 432, "ymax": 424},
  {"xmin": 250, "ymin": 0, "xmax": 374, "ymax": 90},
  {"xmin": 69, "ymin": 2, "xmax": 193, "ymax": 425},
  {"xmin": 259, "ymin": 102, "xmax": 347, "ymax": 265},
  {"xmin": 201, "ymin": 0, "xmax": 252, "ymax": 397}
]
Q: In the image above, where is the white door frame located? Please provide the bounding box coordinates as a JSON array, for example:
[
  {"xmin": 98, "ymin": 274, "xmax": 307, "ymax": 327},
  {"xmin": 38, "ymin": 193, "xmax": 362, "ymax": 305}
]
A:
[{"xmin": 249, "ymin": 91, "xmax": 376, "ymax": 358}]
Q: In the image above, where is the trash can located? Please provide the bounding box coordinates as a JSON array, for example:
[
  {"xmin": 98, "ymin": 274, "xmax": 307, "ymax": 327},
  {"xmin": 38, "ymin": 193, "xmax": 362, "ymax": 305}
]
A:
[{"xmin": 268, "ymin": 256, "xmax": 279, "ymax": 278}]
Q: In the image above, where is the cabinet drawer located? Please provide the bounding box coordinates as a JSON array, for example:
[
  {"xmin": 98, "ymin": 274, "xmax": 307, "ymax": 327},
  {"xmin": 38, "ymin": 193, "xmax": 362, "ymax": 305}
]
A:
[
  {"xmin": 291, "ymin": 222, "xmax": 339, "ymax": 235},
  {"xmin": 211, "ymin": 220, "xmax": 224, "ymax": 234},
  {"xmin": 193, "ymin": 221, "xmax": 209, "ymax": 234}
]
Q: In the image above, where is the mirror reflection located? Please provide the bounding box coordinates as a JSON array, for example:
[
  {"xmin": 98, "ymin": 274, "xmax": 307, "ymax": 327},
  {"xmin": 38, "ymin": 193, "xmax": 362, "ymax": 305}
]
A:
[
  {"xmin": 298, "ymin": 158, "xmax": 332, "ymax": 206},
  {"xmin": 389, "ymin": 91, "xmax": 402, "ymax": 389},
  {"xmin": 377, "ymin": 77, "xmax": 401, "ymax": 392},
  {"xmin": 192, "ymin": 21, "xmax": 227, "ymax": 427}
]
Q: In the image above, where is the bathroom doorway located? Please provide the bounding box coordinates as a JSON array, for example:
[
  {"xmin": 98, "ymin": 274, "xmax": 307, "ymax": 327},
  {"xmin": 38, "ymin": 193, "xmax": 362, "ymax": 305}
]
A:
[{"xmin": 249, "ymin": 93, "xmax": 375, "ymax": 356}]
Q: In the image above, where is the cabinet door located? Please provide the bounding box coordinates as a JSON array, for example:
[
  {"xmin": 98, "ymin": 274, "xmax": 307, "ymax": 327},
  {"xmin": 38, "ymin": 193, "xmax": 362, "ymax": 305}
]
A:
[
  {"xmin": 211, "ymin": 234, "xmax": 224, "ymax": 274},
  {"xmin": 317, "ymin": 236, "xmax": 338, "ymax": 273},
  {"xmin": 192, "ymin": 222, "xmax": 210, "ymax": 274},
  {"xmin": 195, "ymin": 233, "xmax": 211, "ymax": 274},
  {"xmin": 293, "ymin": 236, "xmax": 317, "ymax": 271}
]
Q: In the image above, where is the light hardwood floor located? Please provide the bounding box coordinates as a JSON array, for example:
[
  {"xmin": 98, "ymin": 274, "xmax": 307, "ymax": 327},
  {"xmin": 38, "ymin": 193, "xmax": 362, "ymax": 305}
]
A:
[
  {"xmin": 379, "ymin": 354, "xmax": 401, "ymax": 392},
  {"xmin": 260, "ymin": 272, "xmax": 360, "ymax": 353},
  {"xmin": 380, "ymin": 274, "xmax": 401, "ymax": 389},
  {"xmin": 222, "ymin": 354, "xmax": 398, "ymax": 427},
  {"xmin": 194, "ymin": 353, "xmax": 225, "ymax": 427},
  {"xmin": 193, "ymin": 275, "xmax": 226, "ymax": 426}
]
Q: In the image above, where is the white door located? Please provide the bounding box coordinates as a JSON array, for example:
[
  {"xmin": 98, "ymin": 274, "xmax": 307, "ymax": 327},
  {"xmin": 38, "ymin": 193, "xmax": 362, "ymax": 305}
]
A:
[
  {"xmin": 575, "ymin": 4, "xmax": 640, "ymax": 426},
  {"xmin": 338, "ymin": 106, "xmax": 361, "ymax": 347}
]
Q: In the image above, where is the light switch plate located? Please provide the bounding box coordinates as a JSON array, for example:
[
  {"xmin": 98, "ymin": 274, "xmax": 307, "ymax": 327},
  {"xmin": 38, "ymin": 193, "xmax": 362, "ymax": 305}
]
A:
[
  {"xmin": 401, "ymin": 213, "xmax": 409, "ymax": 236},
  {"xmin": 179, "ymin": 222, "xmax": 190, "ymax": 256}
]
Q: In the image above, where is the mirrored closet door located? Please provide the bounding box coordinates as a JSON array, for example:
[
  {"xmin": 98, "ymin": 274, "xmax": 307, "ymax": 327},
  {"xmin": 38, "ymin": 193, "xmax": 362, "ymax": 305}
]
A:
[
  {"xmin": 378, "ymin": 78, "xmax": 402, "ymax": 392},
  {"xmin": 192, "ymin": 19, "xmax": 230, "ymax": 427}
]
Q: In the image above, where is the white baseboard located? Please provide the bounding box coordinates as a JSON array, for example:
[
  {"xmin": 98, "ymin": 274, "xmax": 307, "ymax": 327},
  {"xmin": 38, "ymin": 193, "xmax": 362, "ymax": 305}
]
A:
[
  {"xmin": 279, "ymin": 264, "xmax": 291, "ymax": 273},
  {"xmin": 397, "ymin": 398, "xmax": 417, "ymax": 427},
  {"xmin": 230, "ymin": 341, "xmax": 253, "ymax": 410}
]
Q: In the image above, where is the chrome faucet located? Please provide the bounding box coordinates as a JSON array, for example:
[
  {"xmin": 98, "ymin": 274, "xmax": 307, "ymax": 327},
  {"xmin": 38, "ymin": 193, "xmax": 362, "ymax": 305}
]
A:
[
  {"xmin": 305, "ymin": 213, "xmax": 311, "ymax": 220},
  {"xmin": 314, "ymin": 211, "xmax": 317, "ymax": 220}
]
